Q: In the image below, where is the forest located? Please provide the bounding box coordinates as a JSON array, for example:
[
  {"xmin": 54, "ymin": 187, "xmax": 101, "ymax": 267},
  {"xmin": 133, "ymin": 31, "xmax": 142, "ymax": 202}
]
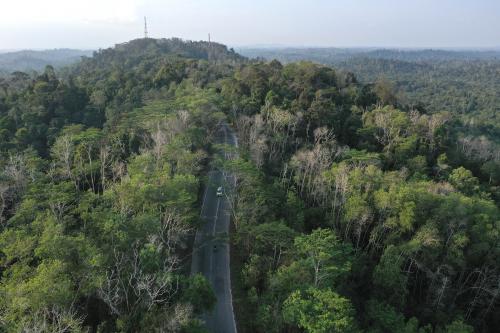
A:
[
  {"xmin": 0, "ymin": 38, "xmax": 498, "ymax": 333},
  {"xmin": 239, "ymin": 47, "xmax": 500, "ymax": 157},
  {"xmin": 238, "ymin": 48, "xmax": 500, "ymax": 64}
]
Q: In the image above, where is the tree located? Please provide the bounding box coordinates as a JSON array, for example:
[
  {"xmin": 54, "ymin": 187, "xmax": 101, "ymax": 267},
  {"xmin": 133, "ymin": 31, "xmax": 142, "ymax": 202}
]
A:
[
  {"xmin": 283, "ymin": 287, "xmax": 357, "ymax": 333},
  {"xmin": 480, "ymin": 161, "xmax": 500, "ymax": 185},
  {"xmin": 372, "ymin": 245, "xmax": 408, "ymax": 308},
  {"xmin": 248, "ymin": 221, "xmax": 296, "ymax": 269},
  {"xmin": 448, "ymin": 167, "xmax": 479, "ymax": 195},
  {"xmin": 373, "ymin": 77, "xmax": 397, "ymax": 106},
  {"xmin": 181, "ymin": 274, "xmax": 216, "ymax": 314},
  {"xmin": 438, "ymin": 319, "xmax": 474, "ymax": 333},
  {"xmin": 366, "ymin": 299, "xmax": 433, "ymax": 333},
  {"xmin": 294, "ymin": 228, "xmax": 352, "ymax": 287},
  {"xmin": 362, "ymin": 106, "xmax": 410, "ymax": 154}
]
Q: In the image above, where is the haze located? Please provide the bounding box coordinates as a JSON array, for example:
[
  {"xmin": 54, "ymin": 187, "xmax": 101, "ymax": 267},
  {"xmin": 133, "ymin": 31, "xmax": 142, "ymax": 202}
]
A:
[{"xmin": 1, "ymin": 0, "xmax": 499, "ymax": 50}]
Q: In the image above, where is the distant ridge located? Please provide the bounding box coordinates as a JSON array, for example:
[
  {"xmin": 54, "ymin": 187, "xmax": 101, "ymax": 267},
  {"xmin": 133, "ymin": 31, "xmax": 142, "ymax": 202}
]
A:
[
  {"xmin": 0, "ymin": 48, "xmax": 94, "ymax": 72},
  {"xmin": 239, "ymin": 47, "xmax": 500, "ymax": 65}
]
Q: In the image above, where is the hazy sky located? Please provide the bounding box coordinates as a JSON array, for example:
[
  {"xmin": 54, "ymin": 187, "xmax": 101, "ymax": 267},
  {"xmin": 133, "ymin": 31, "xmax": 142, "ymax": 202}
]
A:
[{"xmin": 1, "ymin": 0, "xmax": 499, "ymax": 50}]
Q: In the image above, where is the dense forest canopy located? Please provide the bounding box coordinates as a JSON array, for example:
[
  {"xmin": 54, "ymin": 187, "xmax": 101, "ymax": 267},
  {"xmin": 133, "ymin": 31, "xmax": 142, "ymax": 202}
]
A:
[
  {"xmin": 240, "ymin": 47, "xmax": 500, "ymax": 182},
  {"xmin": 0, "ymin": 38, "xmax": 498, "ymax": 333},
  {"xmin": 238, "ymin": 48, "xmax": 500, "ymax": 131},
  {"xmin": 238, "ymin": 47, "xmax": 500, "ymax": 65}
]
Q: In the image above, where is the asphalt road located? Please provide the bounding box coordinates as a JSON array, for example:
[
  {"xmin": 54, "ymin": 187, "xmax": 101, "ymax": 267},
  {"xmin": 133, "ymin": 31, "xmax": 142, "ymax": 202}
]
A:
[{"xmin": 191, "ymin": 124, "xmax": 238, "ymax": 333}]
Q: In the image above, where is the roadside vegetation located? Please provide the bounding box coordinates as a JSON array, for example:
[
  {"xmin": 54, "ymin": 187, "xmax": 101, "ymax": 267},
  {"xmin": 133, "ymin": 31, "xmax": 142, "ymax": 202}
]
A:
[{"xmin": 0, "ymin": 38, "xmax": 498, "ymax": 332}]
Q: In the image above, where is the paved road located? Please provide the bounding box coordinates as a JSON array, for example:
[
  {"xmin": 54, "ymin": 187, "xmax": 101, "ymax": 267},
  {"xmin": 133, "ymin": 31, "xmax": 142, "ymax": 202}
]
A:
[{"xmin": 191, "ymin": 124, "xmax": 237, "ymax": 333}]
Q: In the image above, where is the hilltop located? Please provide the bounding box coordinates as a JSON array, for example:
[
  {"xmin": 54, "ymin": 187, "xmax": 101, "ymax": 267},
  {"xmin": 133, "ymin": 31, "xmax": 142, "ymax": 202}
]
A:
[{"xmin": 76, "ymin": 38, "xmax": 245, "ymax": 71}]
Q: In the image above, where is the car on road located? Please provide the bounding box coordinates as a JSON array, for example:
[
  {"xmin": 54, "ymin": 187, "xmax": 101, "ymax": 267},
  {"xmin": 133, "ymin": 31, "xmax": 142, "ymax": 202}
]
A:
[{"xmin": 216, "ymin": 186, "xmax": 223, "ymax": 197}]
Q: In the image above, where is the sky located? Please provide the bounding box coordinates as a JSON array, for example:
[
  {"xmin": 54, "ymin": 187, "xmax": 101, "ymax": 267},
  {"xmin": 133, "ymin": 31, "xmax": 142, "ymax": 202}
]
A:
[{"xmin": 0, "ymin": 0, "xmax": 499, "ymax": 50}]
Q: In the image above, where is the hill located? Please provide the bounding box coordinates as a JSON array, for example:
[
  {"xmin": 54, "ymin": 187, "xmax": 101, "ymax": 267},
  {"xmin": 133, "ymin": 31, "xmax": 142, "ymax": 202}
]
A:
[
  {"xmin": 0, "ymin": 48, "xmax": 93, "ymax": 73},
  {"xmin": 76, "ymin": 38, "xmax": 245, "ymax": 72}
]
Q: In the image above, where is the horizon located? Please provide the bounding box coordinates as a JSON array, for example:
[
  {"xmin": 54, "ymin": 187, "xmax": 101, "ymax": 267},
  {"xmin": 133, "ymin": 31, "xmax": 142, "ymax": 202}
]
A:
[
  {"xmin": 2, "ymin": 42, "xmax": 500, "ymax": 54},
  {"xmin": 1, "ymin": 1, "xmax": 499, "ymax": 50}
]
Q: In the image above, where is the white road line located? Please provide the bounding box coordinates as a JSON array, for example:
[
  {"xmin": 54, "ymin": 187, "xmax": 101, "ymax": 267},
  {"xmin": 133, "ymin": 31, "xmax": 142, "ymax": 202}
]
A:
[
  {"xmin": 209, "ymin": 197, "xmax": 221, "ymax": 278},
  {"xmin": 213, "ymin": 197, "xmax": 221, "ymax": 237},
  {"xmin": 225, "ymin": 125, "xmax": 238, "ymax": 333},
  {"xmin": 199, "ymin": 171, "xmax": 211, "ymax": 216}
]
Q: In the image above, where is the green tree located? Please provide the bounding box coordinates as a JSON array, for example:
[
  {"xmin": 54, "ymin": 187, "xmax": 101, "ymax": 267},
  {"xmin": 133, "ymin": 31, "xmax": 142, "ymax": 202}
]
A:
[
  {"xmin": 372, "ymin": 245, "xmax": 408, "ymax": 307},
  {"xmin": 448, "ymin": 167, "xmax": 479, "ymax": 195},
  {"xmin": 283, "ymin": 287, "xmax": 357, "ymax": 333},
  {"xmin": 438, "ymin": 319, "xmax": 474, "ymax": 333},
  {"xmin": 181, "ymin": 274, "xmax": 216, "ymax": 315},
  {"xmin": 294, "ymin": 228, "xmax": 352, "ymax": 287}
]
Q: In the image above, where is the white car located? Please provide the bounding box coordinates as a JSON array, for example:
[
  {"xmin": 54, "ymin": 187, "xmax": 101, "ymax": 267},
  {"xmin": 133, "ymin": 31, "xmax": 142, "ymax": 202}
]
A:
[{"xmin": 216, "ymin": 186, "xmax": 223, "ymax": 197}]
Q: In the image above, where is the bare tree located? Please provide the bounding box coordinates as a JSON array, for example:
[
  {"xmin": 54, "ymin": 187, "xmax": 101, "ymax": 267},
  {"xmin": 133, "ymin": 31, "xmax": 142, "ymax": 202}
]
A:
[
  {"xmin": 459, "ymin": 135, "xmax": 500, "ymax": 162},
  {"xmin": 18, "ymin": 306, "xmax": 85, "ymax": 333},
  {"xmin": 157, "ymin": 303, "xmax": 194, "ymax": 333},
  {"xmin": 372, "ymin": 109, "xmax": 405, "ymax": 150},
  {"xmin": 0, "ymin": 153, "xmax": 31, "ymax": 223},
  {"xmin": 99, "ymin": 143, "xmax": 112, "ymax": 191},
  {"xmin": 151, "ymin": 122, "xmax": 168, "ymax": 162},
  {"xmin": 51, "ymin": 135, "xmax": 75, "ymax": 183},
  {"xmin": 290, "ymin": 127, "xmax": 345, "ymax": 204},
  {"xmin": 111, "ymin": 161, "xmax": 127, "ymax": 184},
  {"xmin": 4, "ymin": 153, "xmax": 28, "ymax": 191},
  {"xmin": 99, "ymin": 212, "xmax": 188, "ymax": 316},
  {"xmin": 409, "ymin": 110, "xmax": 450, "ymax": 151},
  {"xmin": 0, "ymin": 182, "xmax": 11, "ymax": 224}
]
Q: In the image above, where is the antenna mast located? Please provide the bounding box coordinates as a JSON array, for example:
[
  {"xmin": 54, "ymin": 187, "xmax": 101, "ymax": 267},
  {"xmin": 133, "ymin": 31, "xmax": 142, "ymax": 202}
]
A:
[
  {"xmin": 208, "ymin": 33, "xmax": 212, "ymax": 62},
  {"xmin": 144, "ymin": 16, "xmax": 148, "ymax": 39}
]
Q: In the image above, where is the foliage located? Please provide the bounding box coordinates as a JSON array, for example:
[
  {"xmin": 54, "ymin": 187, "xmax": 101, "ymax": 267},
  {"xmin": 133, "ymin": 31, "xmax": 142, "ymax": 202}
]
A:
[
  {"xmin": 0, "ymin": 38, "xmax": 235, "ymax": 332},
  {"xmin": 224, "ymin": 47, "xmax": 499, "ymax": 333},
  {"xmin": 1, "ymin": 38, "xmax": 499, "ymax": 333},
  {"xmin": 283, "ymin": 287, "xmax": 357, "ymax": 333}
]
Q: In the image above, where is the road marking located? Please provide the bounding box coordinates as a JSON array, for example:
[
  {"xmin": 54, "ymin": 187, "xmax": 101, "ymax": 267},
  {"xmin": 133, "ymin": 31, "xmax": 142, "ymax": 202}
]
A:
[
  {"xmin": 213, "ymin": 197, "xmax": 221, "ymax": 237},
  {"xmin": 201, "ymin": 215, "xmax": 222, "ymax": 219},
  {"xmin": 225, "ymin": 125, "xmax": 238, "ymax": 333},
  {"xmin": 209, "ymin": 197, "xmax": 221, "ymax": 279},
  {"xmin": 199, "ymin": 171, "xmax": 211, "ymax": 216}
]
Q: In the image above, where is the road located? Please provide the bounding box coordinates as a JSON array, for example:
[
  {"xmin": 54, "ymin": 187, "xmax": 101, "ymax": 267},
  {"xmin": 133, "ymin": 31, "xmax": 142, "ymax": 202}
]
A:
[{"xmin": 191, "ymin": 124, "xmax": 238, "ymax": 333}]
